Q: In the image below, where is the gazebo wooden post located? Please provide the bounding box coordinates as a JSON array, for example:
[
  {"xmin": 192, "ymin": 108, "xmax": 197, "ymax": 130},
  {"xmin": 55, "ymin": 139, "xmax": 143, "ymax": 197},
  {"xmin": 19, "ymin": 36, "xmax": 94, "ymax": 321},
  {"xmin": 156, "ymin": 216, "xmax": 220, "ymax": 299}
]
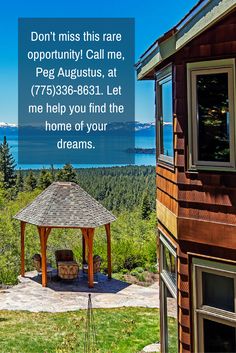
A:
[
  {"xmin": 82, "ymin": 234, "xmax": 86, "ymax": 264},
  {"xmin": 20, "ymin": 221, "xmax": 26, "ymax": 277},
  {"xmin": 105, "ymin": 223, "xmax": 112, "ymax": 279},
  {"xmin": 87, "ymin": 228, "xmax": 95, "ymax": 288},
  {"xmin": 38, "ymin": 226, "xmax": 48, "ymax": 287},
  {"xmin": 81, "ymin": 228, "xmax": 87, "ymax": 263},
  {"xmin": 45, "ymin": 227, "xmax": 51, "ymax": 243}
]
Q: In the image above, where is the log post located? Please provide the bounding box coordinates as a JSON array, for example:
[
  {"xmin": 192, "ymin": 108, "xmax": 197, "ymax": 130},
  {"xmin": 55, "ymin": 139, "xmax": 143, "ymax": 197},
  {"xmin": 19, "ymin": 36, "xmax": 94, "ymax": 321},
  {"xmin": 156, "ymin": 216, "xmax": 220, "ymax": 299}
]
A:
[
  {"xmin": 82, "ymin": 233, "xmax": 86, "ymax": 264},
  {"xmin": 45, "ymin": 227, "xmax": 51, "ymax": 243},
  {"xmin": 20, "ymin": 221, "xmax": 26, "ymax": 277},
  {"xmin": 81, "ymin": 228, "xmax": 88, "ymax": 263},
  {"xmin": 38, "ymin": 227, "xmax": 47, "ymax": 287},
  {"xmin": 105, "ymin": 223, "xmax": 112, "ymax": 279},
  {"xmin": 87, "ymin": 228, "xmax": 95, "ymax": 288}
]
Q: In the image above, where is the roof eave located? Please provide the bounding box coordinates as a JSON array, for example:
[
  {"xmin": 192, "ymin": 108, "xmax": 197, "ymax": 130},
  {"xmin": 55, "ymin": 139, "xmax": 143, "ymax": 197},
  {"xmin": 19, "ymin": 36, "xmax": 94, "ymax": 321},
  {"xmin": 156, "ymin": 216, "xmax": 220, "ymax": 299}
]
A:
[
  {"xmin": 136, "ymin": 0, "xmax": 236, "ymax": 80},
  {"xmin": 136, "ymin": 34, "xmax": 176, "ymax": 80},
  {"xmin": 14, "ymin": 218, "xmax": 116, "ymax": 229}
]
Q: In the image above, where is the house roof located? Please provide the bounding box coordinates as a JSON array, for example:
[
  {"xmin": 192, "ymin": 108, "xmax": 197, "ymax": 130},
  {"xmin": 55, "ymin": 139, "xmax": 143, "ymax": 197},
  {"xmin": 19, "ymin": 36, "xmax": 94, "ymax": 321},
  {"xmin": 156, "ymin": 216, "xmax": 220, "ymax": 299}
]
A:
[
  {"xmin": 136, "ymin": 0, "xmax": 236, "ymax": 80},
  {"xmin": 14, "ymin": 182, "xmax": 116, "ymax": 228}
]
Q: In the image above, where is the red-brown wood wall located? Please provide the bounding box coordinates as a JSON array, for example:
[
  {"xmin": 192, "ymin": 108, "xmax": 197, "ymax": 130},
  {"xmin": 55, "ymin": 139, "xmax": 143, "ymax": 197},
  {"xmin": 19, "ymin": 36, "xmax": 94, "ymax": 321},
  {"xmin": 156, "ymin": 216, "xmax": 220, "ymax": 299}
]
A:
[
  {"xmin": 175, "ymin": 10, "xmax": 236, "ymax": 246},
  {"xmin": 156, "ymin": 9, "xmax": 236, "ymax": 353}
]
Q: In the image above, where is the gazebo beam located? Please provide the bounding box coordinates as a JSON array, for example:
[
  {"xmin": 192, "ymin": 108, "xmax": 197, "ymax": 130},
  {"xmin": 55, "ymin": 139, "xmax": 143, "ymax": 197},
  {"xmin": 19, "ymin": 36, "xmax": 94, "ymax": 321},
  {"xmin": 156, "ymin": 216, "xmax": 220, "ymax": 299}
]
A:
[
  {"xmin": 82, "ymin": 235, "xmax": 86, "ymax": 264},
  {"xmin": 87, "ymin": 228, "xmax": 95, "ymax": 288},
  {"xmin": 38, "ymin": 226, "xmax": 48, "ymax": 287},
  {"xmin": 45, "ymin": 227, "xmax": 52, "ymax": 243},
  {"xmin": 81, "ymin": 228, "xmax": 88, "ymax": 259},
  {"xmin": 20, "ymin": 221, "xmax": 26, "ymax": 277},
  {"xmin": 105, "ymin": 223, "xmax": 112, "ymax": 279}
]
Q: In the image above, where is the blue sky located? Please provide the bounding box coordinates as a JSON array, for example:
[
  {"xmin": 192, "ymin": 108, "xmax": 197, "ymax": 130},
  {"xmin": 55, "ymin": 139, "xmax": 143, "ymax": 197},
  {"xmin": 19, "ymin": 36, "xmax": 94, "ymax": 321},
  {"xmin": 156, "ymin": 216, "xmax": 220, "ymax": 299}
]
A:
[{"xmin": 0, "ymin": 0, "xmax": 197, "ymax": 124}]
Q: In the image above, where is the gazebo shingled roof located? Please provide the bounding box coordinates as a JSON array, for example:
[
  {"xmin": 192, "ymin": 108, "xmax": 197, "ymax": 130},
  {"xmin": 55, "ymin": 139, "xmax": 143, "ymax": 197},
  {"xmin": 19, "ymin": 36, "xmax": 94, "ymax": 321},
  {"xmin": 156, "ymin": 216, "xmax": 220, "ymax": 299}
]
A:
[
  {"xmin": 14, "ymin": 182, "xmax": 116, "ymax": 288},
  {"xmin": 14, "ymin": 182, "xmax": 116, "ymax": 228}
]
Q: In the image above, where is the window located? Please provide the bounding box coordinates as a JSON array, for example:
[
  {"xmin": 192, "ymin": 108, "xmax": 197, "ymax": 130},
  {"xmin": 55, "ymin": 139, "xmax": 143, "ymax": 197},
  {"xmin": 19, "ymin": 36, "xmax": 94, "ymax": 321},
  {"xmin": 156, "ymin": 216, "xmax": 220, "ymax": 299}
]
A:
[
  {"xmin": 192, "ymin": 258, "xmax": 236, "ymax": 353},
  {"xmin": 204, "ymin": 319, "xmax": 235, "ymax": 353},
  {"xmin": 187, "ymin": 59, "xmax": 236, "ymax": 171},
  {"xmin": 156, "ymin": 65, "xmax": 174, "ymax": 165},
  {"xmin": 160, "ymin": 233, "xmax": 178, "ymax": 353},
  {"xmin": 202, "ymin": 272, "xmax": 234, "ymax": 312}
]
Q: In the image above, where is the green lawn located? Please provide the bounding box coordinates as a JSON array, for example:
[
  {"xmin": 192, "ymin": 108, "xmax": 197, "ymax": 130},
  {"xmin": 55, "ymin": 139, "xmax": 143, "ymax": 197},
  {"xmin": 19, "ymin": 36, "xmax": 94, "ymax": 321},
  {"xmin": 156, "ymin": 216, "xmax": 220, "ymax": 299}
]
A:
[
  {"xmin": 0, "ymin": 308, "xmax": 172, "ymax": 353},
  {"xmin": 0, "ymin": 308, "xmax": 176, "ymax": 353}
]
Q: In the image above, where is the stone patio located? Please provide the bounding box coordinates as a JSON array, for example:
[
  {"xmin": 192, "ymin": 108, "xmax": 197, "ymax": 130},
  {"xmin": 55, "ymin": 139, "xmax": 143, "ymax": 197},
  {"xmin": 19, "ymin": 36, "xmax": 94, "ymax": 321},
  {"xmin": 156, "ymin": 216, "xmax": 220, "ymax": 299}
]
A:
[{"xmin": 0, "ymin": 270, "xmax": 177, "ymax": 316}]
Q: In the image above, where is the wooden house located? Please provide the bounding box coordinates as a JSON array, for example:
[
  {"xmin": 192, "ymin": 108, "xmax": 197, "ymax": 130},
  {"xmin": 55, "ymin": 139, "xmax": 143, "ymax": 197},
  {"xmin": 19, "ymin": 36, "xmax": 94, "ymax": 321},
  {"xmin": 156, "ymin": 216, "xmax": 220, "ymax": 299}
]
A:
[{"xmin": 136, "ymin": 0, "xmax": 236, "ymax": 352}]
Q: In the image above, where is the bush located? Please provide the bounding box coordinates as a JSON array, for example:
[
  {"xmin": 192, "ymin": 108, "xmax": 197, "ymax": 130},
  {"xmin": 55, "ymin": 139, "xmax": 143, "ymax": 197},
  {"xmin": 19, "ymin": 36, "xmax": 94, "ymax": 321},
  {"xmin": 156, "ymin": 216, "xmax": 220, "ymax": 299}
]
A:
[
  {"xmin": 134, "ymin": 267, "xmax": 144, "ymax": 273},
  {"xmin": 130, "ymin": 270, "xmax": 139, "ymax": 277},
  {"xmin": 147, "ymin": 264, "xmax": 159, "ymax": 274},
  {"xmin": 121, "ymin": 269, "xmax": 129, "ymax": 274},
  {"xmin": 136, "ymin": 272, "xmax": 146, "ymax": 282}
]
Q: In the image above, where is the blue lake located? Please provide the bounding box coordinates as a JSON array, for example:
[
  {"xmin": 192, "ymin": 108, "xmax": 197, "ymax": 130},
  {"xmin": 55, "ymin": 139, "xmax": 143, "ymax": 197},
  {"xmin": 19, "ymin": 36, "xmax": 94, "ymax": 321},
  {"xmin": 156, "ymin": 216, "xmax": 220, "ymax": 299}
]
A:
[{"xmin": 1, "ymin": 128, "xmax": 156, "ymax": 169}]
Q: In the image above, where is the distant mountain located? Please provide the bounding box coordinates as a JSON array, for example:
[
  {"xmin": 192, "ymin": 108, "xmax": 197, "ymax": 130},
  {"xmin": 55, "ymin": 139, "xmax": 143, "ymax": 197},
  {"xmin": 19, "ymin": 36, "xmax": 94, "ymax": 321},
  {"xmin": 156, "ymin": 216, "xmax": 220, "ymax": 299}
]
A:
[
  {"xmin": 0, "ymin": 122, "xmax": 17, "ymax": 128},
  {"xmin": 0, "ymin": 121, "xmax": 155, "ymax": 133},
  {"xmin": 134, "ymin": 122, "xmax": 155, "ymax": 132}
]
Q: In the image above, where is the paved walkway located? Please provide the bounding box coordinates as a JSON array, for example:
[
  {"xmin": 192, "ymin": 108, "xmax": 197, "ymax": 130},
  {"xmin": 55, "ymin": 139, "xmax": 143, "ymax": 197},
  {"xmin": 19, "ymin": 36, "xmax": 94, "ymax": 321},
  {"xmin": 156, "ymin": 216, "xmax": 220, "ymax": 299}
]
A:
[{"xmin": 0, "ymin": 271, "xmax": 176, "ymax": 317}]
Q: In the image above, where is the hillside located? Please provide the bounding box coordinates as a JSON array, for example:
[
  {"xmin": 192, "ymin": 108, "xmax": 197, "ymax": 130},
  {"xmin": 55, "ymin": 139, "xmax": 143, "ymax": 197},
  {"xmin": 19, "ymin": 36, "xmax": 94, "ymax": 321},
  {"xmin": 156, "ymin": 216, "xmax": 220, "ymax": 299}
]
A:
[{"xmin": 0, "ymin": 165, "xmax": 156, "ymax": 285}]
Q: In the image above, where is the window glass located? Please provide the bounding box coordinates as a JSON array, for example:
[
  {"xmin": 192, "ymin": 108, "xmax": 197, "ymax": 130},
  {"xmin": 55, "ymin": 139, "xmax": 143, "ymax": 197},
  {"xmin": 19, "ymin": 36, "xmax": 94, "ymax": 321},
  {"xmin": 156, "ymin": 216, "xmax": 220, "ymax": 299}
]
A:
[
  {"xmin": 166, "ymin": 288, "xmax": 178, "ymax": 353},
  {"xmin": 160, "ymin": 233, "xmax": 177, "ymax": 353},
  {"xmin": 160, "ymin": 78, "xmax": 173, "ymax": 158},
  {"xmin": 196, "ymin": 73, "xmax": 230, "ymax": 162},
  {"xmin": 163, "ymin": 245, "xmax": 176, "ymax": 286},
  {"xmin": 204, "ymin": 319, "xmax": 236, "ymax": 353},
  {"xmin": 202, "ymin": 272, "xmax": 234, "ymax": 312},
  {"xmin": 193, "ymin": 258, "xmax": 236, "ymax": 353}
]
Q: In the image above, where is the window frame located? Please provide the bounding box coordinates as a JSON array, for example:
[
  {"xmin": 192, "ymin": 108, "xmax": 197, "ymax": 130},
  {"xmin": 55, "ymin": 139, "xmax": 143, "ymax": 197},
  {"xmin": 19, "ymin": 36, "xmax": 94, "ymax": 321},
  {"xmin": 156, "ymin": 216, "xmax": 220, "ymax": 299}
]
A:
[
  {"xmin": 156, "ymin": 64, "xmax": 174, "ymax": 166},
  {"xmin": 192, "ymin": 257, "xmax": 236, "ymax": 353},
  {"xmin": 160, "ymin": 233, "xmax": 177, "ymax": 297},
  {"xmin": 187, "ymin": 59, "xmax": 236, "ymax": 171},
  {"xmin": 159, "ymin": 232, "xmax": 178, "ymax": 353}
]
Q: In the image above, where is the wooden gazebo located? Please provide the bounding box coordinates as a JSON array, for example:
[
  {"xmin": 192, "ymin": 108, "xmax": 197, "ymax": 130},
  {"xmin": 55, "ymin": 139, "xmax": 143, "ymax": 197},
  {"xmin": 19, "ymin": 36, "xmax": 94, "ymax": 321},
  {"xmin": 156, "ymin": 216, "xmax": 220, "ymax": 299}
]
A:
[{"xmin": 14, "ymin": 182, "xmax": 116, "ymax": 288}]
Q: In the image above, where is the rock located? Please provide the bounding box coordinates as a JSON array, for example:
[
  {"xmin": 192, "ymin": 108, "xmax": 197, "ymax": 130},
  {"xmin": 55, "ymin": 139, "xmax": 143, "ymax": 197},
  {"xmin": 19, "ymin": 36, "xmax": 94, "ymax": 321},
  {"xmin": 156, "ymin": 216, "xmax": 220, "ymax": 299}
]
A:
[{"xmin": 140, "ymin": 343, "xmax": 160, "ymax": 352}]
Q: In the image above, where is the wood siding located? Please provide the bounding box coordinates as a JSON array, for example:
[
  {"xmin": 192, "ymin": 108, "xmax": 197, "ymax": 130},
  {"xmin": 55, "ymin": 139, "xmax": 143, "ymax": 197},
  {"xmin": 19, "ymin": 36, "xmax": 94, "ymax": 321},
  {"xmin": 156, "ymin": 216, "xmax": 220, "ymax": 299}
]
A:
[
  {"xmin": 174, "ymin": 10, "xmax": 236, "ymax": 246},
  {"xmin": 156, "ymin": 9, "xmax": 236, "ymax": 353},
  {"xmin": 157, "ymin": 9, "xmax": 236, "ymax": 242}
]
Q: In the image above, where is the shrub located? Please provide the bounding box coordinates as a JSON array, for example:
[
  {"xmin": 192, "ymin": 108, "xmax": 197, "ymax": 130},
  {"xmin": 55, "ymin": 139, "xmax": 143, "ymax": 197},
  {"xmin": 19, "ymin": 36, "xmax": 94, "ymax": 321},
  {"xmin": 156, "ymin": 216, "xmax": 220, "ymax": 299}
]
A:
[
  {"xmin": 130, "ymin": 270, "xmax": 139, "ymax": 277},
  {"xmin": 121, "ymin": 269, "xmax": 129, "ymax": 274},
  {"xmin": 147, "ymin": 264, "xmax": 159, "ymax": 274},
  {"xmin": 134, "ymin": 267, "xmax": 144, "ymax": 273},
  {"xmin": 136, "ymin": 272, "xmax": 146, "ymax": 282}
]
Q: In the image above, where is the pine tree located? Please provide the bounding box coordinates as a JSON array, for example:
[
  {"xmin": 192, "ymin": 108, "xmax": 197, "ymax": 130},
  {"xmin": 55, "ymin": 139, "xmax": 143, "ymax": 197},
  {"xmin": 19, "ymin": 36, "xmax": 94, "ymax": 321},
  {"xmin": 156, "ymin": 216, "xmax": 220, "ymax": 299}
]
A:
[
  {"xmin": 0, "ymin": 136, "xmax": 16, "ymax": 189},
  {"xmin": 141, "ymin": 190, "xmax": 152, "ymax": 220},
  {"xmin": 24, "ymin": 170, "xmax": 37, "ymax": 191},
  {"xmin": 50, "ymin": 164, "xmax": 55, "ymax": 181},
  {"xmin": 38, "ymin": 169, "xmax": 52, "ymax": 189},
  {"xmin": 56, "ymin": 164, "xmax": 77, "ymax": 182},
  {"xmin": 16, "ymin": 168, "xmax": 24, "ymax": 192},
  {"xmin": 0, "ymin": 172, "xmax": 6, "ymax": 208}
]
